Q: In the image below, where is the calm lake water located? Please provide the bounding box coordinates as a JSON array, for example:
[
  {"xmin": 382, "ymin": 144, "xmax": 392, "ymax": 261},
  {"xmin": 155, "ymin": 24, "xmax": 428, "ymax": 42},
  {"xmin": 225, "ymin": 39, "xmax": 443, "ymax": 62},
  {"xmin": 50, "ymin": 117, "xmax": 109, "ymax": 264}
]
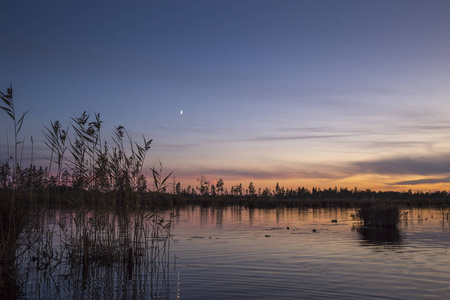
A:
[{"xmin": 19, "ymin": 206, "xmax": 450, "ymax": 299}]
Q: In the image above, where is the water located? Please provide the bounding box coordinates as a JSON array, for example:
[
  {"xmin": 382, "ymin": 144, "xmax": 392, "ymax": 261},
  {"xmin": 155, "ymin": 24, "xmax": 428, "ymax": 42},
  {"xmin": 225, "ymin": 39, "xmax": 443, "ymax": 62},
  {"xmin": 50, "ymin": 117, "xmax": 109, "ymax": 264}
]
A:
[
  {"xmin": 18, "ymin": 206, "xmax": 450, "ymax": 299},
  {"xmin": 170, "ymin": 206, "xmax": 450, "ymax": 299}
]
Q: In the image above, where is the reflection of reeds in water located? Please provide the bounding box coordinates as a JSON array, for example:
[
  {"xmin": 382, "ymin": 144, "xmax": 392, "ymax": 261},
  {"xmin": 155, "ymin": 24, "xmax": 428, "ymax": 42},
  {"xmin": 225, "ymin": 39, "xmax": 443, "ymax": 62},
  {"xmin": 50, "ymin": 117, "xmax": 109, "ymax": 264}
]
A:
[
  {"xmin": 17, "ymin": 208, "xmax": 173, "ymax": 299},
  {"xmin": 355, "ymin": 226, "xmax": 403, "ymax": 246}
]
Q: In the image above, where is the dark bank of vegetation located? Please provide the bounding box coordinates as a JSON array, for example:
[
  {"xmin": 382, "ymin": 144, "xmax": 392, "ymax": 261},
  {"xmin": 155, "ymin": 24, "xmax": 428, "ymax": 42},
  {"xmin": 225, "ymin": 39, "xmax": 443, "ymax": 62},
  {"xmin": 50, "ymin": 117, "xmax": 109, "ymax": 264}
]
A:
[
  {"xmin": 166, "ymin": 181, "xmax": 450, "ymax": 209},
  {"xmin": 1, "ymin": 84, "xmax": 449, "ymax": 297}
]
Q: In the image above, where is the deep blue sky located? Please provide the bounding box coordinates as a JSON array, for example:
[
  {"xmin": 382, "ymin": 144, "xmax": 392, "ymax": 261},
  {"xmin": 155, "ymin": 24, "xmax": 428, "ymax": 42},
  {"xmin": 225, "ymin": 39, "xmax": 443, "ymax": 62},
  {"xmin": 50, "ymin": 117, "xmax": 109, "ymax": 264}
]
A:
[{"xmin": 2, "ymin": 0, "xmax": 450, "ymax": 191}]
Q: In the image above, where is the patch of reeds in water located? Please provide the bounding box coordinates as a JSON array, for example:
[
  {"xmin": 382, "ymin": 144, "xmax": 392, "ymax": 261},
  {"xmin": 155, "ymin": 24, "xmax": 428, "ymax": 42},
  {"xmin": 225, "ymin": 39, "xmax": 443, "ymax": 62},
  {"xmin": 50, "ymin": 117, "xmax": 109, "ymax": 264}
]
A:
[
  {"xmin": 1, "ymin": 85, "xmax": 175, "ymax": 298},
  {"xmin": 15, "ymin": 207, "xmax": 173, "ymax": 299},
  {"xmin": 356, "ymin": 199, "xmax": 401, "ymax": 228}
]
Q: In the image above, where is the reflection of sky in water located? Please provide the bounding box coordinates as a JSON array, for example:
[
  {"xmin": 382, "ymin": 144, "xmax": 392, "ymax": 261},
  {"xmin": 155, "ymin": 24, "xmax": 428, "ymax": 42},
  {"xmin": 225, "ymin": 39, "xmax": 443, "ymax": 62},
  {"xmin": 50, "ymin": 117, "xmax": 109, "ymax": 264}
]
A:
[
  {"xmin": 169, "ymin": 206, "xmax": 450, "ymax": 299},
  {"xmin": 19, "ymin": 206, "xmax": 450, "ymax": 299}
]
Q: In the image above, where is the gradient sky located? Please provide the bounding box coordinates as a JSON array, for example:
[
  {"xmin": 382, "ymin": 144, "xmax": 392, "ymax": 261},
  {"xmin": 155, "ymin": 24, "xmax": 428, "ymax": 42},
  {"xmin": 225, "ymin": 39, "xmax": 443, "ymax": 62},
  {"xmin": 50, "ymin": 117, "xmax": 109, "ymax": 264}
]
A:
[{"xmin": 2, "ymin": 0, "xmax": 450, "ymax": 192}]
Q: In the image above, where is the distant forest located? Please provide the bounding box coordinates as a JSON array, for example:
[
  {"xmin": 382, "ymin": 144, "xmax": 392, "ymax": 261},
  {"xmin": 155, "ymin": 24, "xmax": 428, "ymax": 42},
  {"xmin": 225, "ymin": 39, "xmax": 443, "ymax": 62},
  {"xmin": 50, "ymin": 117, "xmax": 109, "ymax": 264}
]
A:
[{"xmin": 171, "ymin": 177, "xmax": 450, "ymax": 202}]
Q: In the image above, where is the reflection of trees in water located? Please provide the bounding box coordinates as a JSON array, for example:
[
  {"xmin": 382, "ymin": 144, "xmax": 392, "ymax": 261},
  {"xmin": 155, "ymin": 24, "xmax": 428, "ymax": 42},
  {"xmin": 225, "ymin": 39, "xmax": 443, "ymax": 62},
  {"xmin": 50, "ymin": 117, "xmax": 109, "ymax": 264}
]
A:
[
  {"xmin": 354, "ymin": 226, "xmax": 403, "ymax": 250},
  {"xmin": 200, "ymin": 206, "xmax": 210, "ymax": 229},
  {"xmin": 215, "ymin": 207, "xmax": 224, "ymax": 228},
  {"xmin": 248, "ymin": 207, "xmax": 255, "ymax": 226}
]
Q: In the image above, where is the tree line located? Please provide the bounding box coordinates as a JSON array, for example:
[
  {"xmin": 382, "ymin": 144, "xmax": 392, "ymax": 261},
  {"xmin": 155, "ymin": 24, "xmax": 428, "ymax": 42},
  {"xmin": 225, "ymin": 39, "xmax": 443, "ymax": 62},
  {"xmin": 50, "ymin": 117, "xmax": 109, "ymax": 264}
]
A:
[{"xmin": 171, "ymin": 176, "xmax": 450, "ymax": 201}]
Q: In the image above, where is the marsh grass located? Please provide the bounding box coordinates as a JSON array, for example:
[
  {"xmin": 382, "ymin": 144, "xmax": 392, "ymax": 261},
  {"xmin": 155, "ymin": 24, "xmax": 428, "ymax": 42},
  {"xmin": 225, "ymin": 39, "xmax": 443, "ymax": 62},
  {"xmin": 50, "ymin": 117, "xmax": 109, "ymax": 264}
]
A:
[
  {"xmin": 1, "ymin": 85, "xmax": 175, "ymax": 298},
  {"xmin": 13, "ymin": 207, "xmax": 173, "ymax": 299},
  {"xmin": 356, "ymin": 199, "xmax": 401, "ymax": 228},
  {"xmin": 59, "ymin": 207, "xmax": 172, "ymax": 269},
  {"xmin": 20, "ymin": 110, "xmax": 173, "ymax": 297}
]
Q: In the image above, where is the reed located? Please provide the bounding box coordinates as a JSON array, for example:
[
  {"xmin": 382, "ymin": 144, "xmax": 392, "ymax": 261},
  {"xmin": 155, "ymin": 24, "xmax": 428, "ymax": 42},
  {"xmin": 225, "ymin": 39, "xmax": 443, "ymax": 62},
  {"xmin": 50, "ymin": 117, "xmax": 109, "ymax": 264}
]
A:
[
  {"xmin": 0, "ymin": 84, "xmax": 28, "ymax": 194},
  {"xmin": 356, "ymin": 199, "xmax": 401, "ymax": 228},
  {"xmin": 43, "ymin": 120, "xmax": 69, "ymax": 199},
  {"xmin": 12, "ymin": 206, "xmax": 173, "ymax": 298},
  {"xmin": 1, "ymin": 84, "xmax": 174, "ymax": 298}
]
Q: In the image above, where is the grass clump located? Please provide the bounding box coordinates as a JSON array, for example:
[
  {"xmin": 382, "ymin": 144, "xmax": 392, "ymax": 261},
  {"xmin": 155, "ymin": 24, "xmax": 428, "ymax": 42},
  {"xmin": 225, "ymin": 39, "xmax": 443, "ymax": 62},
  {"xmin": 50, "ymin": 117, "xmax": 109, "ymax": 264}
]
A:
[{"xmin": 356, "ymin": 199, "xmax": 401, "ymax": 228}]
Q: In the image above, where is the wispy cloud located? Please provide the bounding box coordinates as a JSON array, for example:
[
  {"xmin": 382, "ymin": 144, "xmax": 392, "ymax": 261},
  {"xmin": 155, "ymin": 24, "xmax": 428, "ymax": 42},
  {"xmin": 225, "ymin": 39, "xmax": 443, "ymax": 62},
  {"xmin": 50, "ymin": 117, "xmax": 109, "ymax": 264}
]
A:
[
  {"xmin": 248, "ymin": 134, "xmax": 357, "ymax": 142},
  {"xmin": 392, "ymin": 177, "xmax": 450, "ymax": 186},
  {"xmin": 154, "ymin": 125, "xmax": 242, "ymax": 135},
  {"xmin": 355, "ymin": 141, "xmax": 428, "ymax": 149},
  {"xmin": 158, "ymin": 132, "xmax": 360, "ymax": 151},
  {"xmin": 361, "ymin": 86, "xmax": 432, "ymax": 96},
  {"xmin": 172, "ymin": 163, "xmax": 347, "ymax": 182},
  {"xmin": 275, "ymin": 126, "xmax": 333, "ymax": 133},
  {"xmin": 352, "ymin": 154, "xmax": 450, "ymax": 176}
]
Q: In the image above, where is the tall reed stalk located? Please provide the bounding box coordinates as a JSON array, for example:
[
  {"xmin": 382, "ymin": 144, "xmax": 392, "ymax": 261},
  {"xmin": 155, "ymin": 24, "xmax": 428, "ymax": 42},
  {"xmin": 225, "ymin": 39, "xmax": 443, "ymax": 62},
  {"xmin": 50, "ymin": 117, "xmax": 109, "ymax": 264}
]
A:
[
  {"xmin": 43, "ymin": 120, "xmax": 69, "ymax": 186},
  {"xmin": 1, "ymin": 84, "xmax": 28, "ymax": 198}
]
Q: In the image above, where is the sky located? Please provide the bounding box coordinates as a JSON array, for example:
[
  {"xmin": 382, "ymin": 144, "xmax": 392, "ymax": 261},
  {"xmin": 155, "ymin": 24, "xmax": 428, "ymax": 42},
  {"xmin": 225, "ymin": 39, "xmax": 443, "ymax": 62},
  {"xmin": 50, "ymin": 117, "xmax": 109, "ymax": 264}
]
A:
[{"xmin": 2, "ymin": 0, "xmax": 450, "ymax": 192}]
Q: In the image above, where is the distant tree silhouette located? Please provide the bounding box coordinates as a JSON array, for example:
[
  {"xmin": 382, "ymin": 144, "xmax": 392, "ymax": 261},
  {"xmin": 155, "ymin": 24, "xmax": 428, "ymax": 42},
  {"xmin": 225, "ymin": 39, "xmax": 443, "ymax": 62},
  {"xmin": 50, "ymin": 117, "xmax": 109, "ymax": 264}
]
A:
[
  {"xmin": 248, "ymin": 182, "xmax": 255, "ymax": 196},
  {"xmin": 261, "ymin": 187, "xmax": 271, "ymax": 197},
  {"xmin": 216, "ymin": 178, "xmax": 224, "ymax": 195},
  {"xmin": 275, "ymin": 182, "xmax": 285, "ymax": 197},
  {"xmin": 197, "ymin": 175, "xmax": 209, "ymax": 196},
  {"xmin": 175, "ymin": 181, "xmax": 181, "ymax": 195},
  {"xmin": 230, "ymin": 183, "xmax": 243, "ymax": 196}
]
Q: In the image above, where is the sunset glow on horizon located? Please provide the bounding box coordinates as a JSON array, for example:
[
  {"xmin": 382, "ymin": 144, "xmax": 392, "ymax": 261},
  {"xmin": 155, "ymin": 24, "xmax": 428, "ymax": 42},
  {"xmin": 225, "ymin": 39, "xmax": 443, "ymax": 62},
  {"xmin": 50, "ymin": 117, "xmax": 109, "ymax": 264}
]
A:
[{"xmin": 2, "ymin": 1, "xmax": 450, "ymax": 192}]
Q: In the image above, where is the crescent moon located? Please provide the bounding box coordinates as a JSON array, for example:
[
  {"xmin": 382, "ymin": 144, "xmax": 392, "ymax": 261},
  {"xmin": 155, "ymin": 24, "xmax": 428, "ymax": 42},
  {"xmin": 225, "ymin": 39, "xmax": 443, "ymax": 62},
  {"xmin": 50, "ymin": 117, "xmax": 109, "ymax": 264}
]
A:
[{"xmin": 180, "ymin": 110, "xmax": 183, "ymax": 115}]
